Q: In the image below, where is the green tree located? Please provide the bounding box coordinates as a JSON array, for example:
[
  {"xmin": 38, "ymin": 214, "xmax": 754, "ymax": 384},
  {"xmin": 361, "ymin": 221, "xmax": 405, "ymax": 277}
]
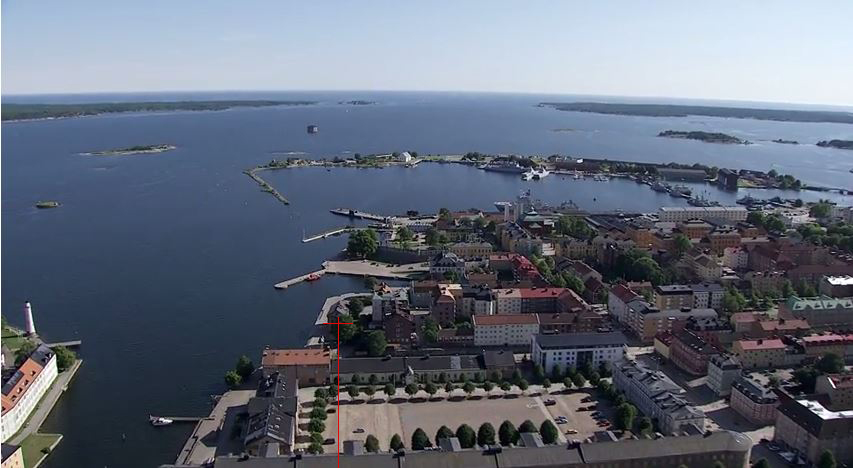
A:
[
  {"xmin": 365, "ymin": 434, "xmax": 380, "ymax": 453},
  {"xmin": 673, "ymin": 234, "xmax": 692, "ymax": 257},
  {"xmin": 616, "ymin": 403, "xmax": 637, "ymax": 430},
  {"xmin": 588, "ymin": 371, "xmax": 601, "ymax": 386},
  {"xmin": 571, "ymin": 373, "xmax": 586, "ymax": 388},
  {"xmin": 224, "ymin": 370, "xmax": 242, "ymax": 389},
  {"xmin": 542, "ymin": 378, "xmax": 552, "ymax": 393},
  {"xmin": 235, "ymin": 355, "xmax": 254, "ymax": 379},
  {"xmin": 53, "ymin": 346, "xmax": 76, "ymax": 372},
  {"xmin": 637, "ymin": 417, "xmax": 653, "ymax": 435},
  {"xmin": 425, "ymin": 382, "xmax": 438, "ymax": 399},
  {"xmin": 712, "ymin": 462, "xmax": 726, "ymax": 468},
  {"xmin": 347, "ymin": 384, "xmax": 360, "ymax": 400},
  {"xmin": 445, "ymin": 382, "xmax": 455, "ymax": 395},
  {"xmin": 499, "ymin": 420, "xmax": 519, "ymax": 446},
  {"xmin": 438, "ymin": 208, "xmax": 452, "ymax": 222},
  {"xmin": 422, "ymin": 318, "xmax": 440, "ymax": 343},
  {"xmin": 500, "ymin": 381, "xmax": 512, "ymax": 395},
  {"xmin": 309, "ymin": 407, "xmax": 327, "ymax": 420},
  {"xmin": 310, "ymin": 432, "xmax": 324, "ymax": 446},
  {"xmin": 810, "ymin": 202, "xmax": 833, "ymax": 219},
  {"xmin": 562, "ymin": 273, "xmax": 586, "ymax": 295},
  {"xmin": 519, "ymin": 420, "xmax": 538, "ymax": 433},
  {"xmin": 366, "ymin": 330, "xmax": 387, "ymax": 356},
  {"xmin": 477, "ymin": 422, "xmax": 496, "ymax": 446},
  {"xmin": 395, "ymin": 226, "xmax": 414, "ymax": 245},
  {"xmin": 405, "ymin": 383, "xmax": 419, "ymax": 399},
  {"xmin": 456, "ymin": 424, "xmax": 476, "ymax": 448},
  {"xmin": 347, "ymin": 299, "xmax": 364, "ymax": 315},
  {"xmin": 363, "ymin": 385, "xmax": 376, "ymax": 400},
  {"xmin": 307, "ymin": 442, "xmax": 324, "ymax": 454},
  {"xmin": 723, "ymin": 289, "xmax": 747, "ymax": 314},
  {"xmin": 368, "ymin": 374, "xmax": 379, "ymax": 385},
  {"xmin": 390, "ymin": 433, "xmax": 405, "ymax": 451},
  {"xmin": 347, "ymin": 229, "xmax": 379, "ymax": 258},
  {"xmin": 383, "ymin": 382, "xmax": 396, "ymax": 399},
  {"xmin": 308, "ymin": 419, "xmax": 325, "ymax": 433},
  {"xmin": 312, "ymin": 397, "xmax": 327, "ymax": 409},
  {"xmin": 818, "ymin": 450, "xmax": 837, "ymax": 468},
  {"xmin": 364, "ymin": 275, "xmax": 377, "ymax": 290},
  {"xmin": 412, "ymin": 428, "xmax": 431, "ymax": 450},
  {"xmin": 539, "ymin": 420, "xmax": 559, "ymax": 444},
  {"xmin": 314, "ymin": 388, "xmax": 328, "ymax": 400},
  {"xmin": 351, "ymin": 374, "xmax": 362, "ymax": 384},
  {"xmin": 752, "ymin": 459, "xmax": 771, "ymax": 468},
  {"xmin": 511, "ymin": 369, "xmax": 523, "ymax": 383},
  {"xmin": 14, "ymin": 340, "xmax": 37, "ymax": 366},
  {"xmin": 533, "ymin": 363, "xmax": 545, "ymax": 383},
  {"xmin": 517, "ymin": 379, "xmax": 529, "ymax": 395},
  {"xmin": 435, "ymin": 425, "xmax": 454, "ymax": 445},
  {"xmin": 337, "ymin": 313, "xmax": 358, "ymax": 343},
  {"xmin": 563, "ymin": 377, "xmax": 574, "ymax": 391},
  {"xmin": 816, "ymin": 353, "xmax": 845, "ymax": 374},
  {"xmin": 463, "ymin": 381, "xmax": 476, "ymax": 398},
  {"xmin": 550, "ymin": 363, "xmax": 563, "ymax": 381},
  {"xmin": 483, "ymin": 380, "xmax": 495, "ymax": 396}
]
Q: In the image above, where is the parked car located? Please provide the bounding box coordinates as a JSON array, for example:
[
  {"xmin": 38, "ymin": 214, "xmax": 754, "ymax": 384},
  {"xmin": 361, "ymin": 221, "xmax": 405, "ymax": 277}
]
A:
[
  {"xmin": 323, "ymin": 438, "xmax": 335, "ymax": 445},
  {"xmin": 565, "ymin": 429, "xmax": 578, "ymax": 434},
  {"xmin": 543, "ymin": 399, "xmax": 556, "ymax": 406},
  {"xmin": 354, "ymin": 428, "xmax": 365, "ymax": 434}
]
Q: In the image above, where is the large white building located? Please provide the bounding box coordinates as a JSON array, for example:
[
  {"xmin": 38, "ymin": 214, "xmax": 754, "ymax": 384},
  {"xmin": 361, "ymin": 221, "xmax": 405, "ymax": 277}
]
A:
[
  {"xmin": 531, "ymin": 332, "xmax": 627, "ymax": 374},
  {"xmin": 707, "ymin": 354, "xmax": 743, "ymax": 397},
  {"xmin": 473, "ymin": 314, "xmax": 540, "ymax": 346},
  {"xmin": 613, "ymin": 359, "xmax": 705, "ymax": 435},
  {"xmin": 1, "ymin": 345, "xmax": 58, "ymax": 442},
  {"xmin": 658, "ymin": 206, "xmax": 748, "ymax": 223}
]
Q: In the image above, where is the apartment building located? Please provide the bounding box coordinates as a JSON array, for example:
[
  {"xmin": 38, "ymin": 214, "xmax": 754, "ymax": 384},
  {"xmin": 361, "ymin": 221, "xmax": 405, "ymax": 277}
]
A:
[
  {"xmin": 473, "ymin": 314, "xmax": 540, "ymax": 346},
  {"xmin": 531, "ymin": 332, "xmax": 627, "ymax": 374}
]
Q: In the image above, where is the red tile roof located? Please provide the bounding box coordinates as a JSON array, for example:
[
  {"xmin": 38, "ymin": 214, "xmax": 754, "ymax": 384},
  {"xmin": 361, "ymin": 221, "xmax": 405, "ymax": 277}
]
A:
[{"xmin": 261, "ymin": 349, "xmax": 331, "ymax": 367}]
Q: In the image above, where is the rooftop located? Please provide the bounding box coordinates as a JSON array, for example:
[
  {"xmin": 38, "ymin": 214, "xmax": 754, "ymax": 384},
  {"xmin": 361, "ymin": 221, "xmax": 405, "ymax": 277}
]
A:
[
  {"xmin": 261, "ymin": 349, "xmax": 331, "ymax": 367},
  {"xmin": 735, "ymin": 338, "xmax": 786, "ymax": 351},
  {"xmin": 533, "ymin": 332, "xmax": 628, "ymax": 350},
  {"xmin": 473, "ymin": 314, "xmax": 539, "ymax": 326}
]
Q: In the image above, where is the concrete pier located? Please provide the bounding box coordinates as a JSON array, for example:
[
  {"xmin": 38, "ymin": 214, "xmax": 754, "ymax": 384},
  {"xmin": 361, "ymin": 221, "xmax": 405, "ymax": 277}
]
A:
[
  {"xmin": 329, "ymin": 208, "xmax": 388, "ymax": 222},
  {"xmin": 274, "ymin": 270, "xmax": 325, "ymax": 289},
  {"xmin": 244, "ymin": 168, "xmax": 289, "ymax": 204},
  {"xmin": 302, "ymin": 226, "xmax": 357, "ymax": 243},
  {"xmin": 274, "ymin": 260, "xmax": 428, "ymax": 289}
]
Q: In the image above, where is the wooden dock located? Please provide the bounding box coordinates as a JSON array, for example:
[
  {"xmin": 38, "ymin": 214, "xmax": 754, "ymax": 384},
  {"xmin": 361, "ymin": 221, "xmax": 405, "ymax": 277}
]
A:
[
  {"xmin": 302, "ymin": 226, "xmax": 355, "ymax": 243},
  {"xmin": 329, "ymin": 208, "xmax": 388, "ymax": 222},
  {"xmin": 274, "ymin": 270, "xmax": 325, "ymax": 289},
  {"xmin": 150, "ymin": 415, "xmax": 211, "ymax": 423},
  {"xmin": 44, "ymin": 340, "xmax": 82, "ymax": 348}
]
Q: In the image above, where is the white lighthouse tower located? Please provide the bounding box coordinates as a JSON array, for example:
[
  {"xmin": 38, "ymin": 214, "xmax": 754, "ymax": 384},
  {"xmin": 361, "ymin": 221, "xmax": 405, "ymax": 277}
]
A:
[{"xmin": 24, "ymin": 301, "xmax": 37, "ymax": 336}]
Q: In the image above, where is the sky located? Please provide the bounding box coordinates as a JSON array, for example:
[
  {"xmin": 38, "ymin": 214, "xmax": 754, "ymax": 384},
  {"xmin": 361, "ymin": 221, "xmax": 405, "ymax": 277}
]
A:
[{"xmin": 2, "ymin": 0, "xmax": 853, "ymax": 106}]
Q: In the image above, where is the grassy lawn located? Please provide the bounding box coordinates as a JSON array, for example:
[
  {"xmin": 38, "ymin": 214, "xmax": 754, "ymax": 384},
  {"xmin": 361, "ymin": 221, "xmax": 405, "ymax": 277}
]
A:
[
  {"xmin": 20, "ymin": 433, "xmax": 61, "ymax": 468},
  {"xmin": 2, "ymin": 324, "xmax": 28, "ymax": 352}
]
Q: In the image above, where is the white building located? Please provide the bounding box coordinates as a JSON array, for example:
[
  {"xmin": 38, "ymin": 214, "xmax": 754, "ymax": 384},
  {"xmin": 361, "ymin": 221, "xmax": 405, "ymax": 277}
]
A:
[
  {"xmin": 607, "ymin": 284, "xmax": 641, "ymax": 324},
  {"xmin": 707, "ymin": 354, "xmax": 742, "ymax": 397},
  {"xmin": 493, "ymin": 289, "xmax": 523, "ymax": 314},
  {"xmin": 1, "ymin": 345, "xmax": 58, "ymax": 442},
  {"xmin": 658, "ymin": 206, "xmax": 748, "ymax": 223},
  {"xmin": 721, "ymin": 247, "xmax": 749, "ymax": 270},
  {"xmin": 397, "ymin": 151, "xmax": 413, "ymax": 163},
  {"xmin": 473, "ymin": 314, "xmax": 540, "ymax": 347},
  {"xmin": 613, "ymin": 359, "xmax": 705, "ymax": 435},
  {"xmin": 531, "ymin": 332, "xmax": 627, "ymax": 374},
  {"xmin": 692, "ymin": 283, "xmax": 725, "ymax": 311}
]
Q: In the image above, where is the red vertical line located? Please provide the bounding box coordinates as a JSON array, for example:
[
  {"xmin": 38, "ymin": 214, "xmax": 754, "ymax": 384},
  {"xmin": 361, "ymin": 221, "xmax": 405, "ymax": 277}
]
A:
[{"xmin": 337, "ymin": 323, "xmax": 341, "ymax": 468}]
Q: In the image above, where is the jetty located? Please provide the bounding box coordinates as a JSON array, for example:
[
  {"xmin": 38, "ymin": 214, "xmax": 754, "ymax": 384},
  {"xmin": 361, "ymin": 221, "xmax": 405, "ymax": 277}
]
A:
[
  {"xmin": 244, "ymin": 168, "xmax": 289, "ymax": 205},
  {"xmin": 44, "ymin": 340, "xmax": 82, "ymax": 348},
  {"xmin": 150, "ymin": 415, "xmax": 211, "ymax": 423},
  {"xmin": 302, "ymin": 226, "xmax": 357, "ymax": 243},
  {"xmin": 274, "ymin": 260, "xmax": 429, "ymax": 289},
  {"xmin": 274, "ymin": 270, "xmax": 325, "ymax": 289},
  {"xmin": 329, "ymin": 208, "xmax": 388, "ymax": 222}
]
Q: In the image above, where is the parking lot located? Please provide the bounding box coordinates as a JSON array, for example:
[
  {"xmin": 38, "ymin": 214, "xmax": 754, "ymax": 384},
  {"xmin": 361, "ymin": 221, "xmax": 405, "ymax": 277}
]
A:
[{"xmin": 298, "ymin": 385, "xmax": 613, "ymax": 451}]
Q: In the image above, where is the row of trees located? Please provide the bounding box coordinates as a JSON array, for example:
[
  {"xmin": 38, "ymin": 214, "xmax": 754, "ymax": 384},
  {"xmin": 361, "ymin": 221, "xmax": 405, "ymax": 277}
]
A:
[
  {"xmin": 306, "ymin": 395, "xmax": 329, "ymax": 454},
  {"xmin": 403, "ymin": 419, "xmax": 560, "ymax": 451}
]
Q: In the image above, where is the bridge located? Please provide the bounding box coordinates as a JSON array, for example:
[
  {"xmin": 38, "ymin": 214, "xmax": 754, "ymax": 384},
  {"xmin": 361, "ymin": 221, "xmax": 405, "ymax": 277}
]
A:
[
  {"xmin": 44, "ymin": 340, "xmax": 82, "ymax": 348},
  {"xmin": 302, "ymin": 226, "xmax": 357, "ymax": 243}
]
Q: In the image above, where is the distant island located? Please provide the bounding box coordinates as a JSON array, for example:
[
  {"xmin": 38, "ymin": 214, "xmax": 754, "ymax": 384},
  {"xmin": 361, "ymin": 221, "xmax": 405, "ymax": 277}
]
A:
[
  {"xmin": 338, "ymin": 100, "xmax": 376, "ymax": 106},
  {"xmin": 2, "ymin": 100, "xmax": 317, "ymax": 121},
  {"xmin": 539, "ymin": 102, "xmax": 853, "ymax": 125},
  {"xmin": 772, "ymin": 139, "xmax": 799, "ymax": 145},
  {"xmin": 657, "ymin": 130, "xmax": 749, "ymax": 145},
  {"xmin": 81, "ymin": 144, "xmax": 176, "ymax": 156},
  {"xmin": 816, "ymin": 139, "xmax": 853, "ymax": 150}
]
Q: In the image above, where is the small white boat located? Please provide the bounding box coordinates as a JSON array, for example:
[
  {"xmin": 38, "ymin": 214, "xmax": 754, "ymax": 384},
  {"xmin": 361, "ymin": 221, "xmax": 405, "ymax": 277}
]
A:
[{"xmin": 151, "ymin": 417, "xmax": 174, "ymax": 427}]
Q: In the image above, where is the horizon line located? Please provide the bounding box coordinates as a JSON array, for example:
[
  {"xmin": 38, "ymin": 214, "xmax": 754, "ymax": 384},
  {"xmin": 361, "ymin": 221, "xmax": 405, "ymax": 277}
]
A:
[{"xmin": 3, "ymin": 88, "xmax": 852, "ymax": 111}]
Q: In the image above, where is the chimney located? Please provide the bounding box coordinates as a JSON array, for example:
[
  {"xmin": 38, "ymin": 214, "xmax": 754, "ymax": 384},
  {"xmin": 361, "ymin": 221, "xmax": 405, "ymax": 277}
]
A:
[{"xmin": 24, "ymin": 301, "xmax": 37, "ymax": 336}]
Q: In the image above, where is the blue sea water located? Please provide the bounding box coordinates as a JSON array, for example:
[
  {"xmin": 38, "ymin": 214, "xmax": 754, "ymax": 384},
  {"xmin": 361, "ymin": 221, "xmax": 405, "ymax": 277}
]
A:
[{"xmin": 1, "ymin": 91, "xmax": 851, "ymax": 468}]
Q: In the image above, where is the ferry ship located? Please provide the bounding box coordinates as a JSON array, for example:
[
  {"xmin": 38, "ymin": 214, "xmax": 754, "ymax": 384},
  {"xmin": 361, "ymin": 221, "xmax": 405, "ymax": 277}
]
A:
[{"xmin": 481, "ymin": 161, "xmax": 526, "ymax": 174}]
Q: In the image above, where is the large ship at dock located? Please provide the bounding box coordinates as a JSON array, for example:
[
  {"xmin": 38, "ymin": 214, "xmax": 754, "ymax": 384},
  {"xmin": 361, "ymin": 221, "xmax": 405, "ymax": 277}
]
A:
[{"xmin": 480, "ymin": 160, "xmax": 527, "ymax": 174}]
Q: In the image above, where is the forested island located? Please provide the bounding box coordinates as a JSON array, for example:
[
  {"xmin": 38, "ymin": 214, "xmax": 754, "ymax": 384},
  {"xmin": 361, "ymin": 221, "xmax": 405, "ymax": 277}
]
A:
[
  {"xmin": 539, "ymin": 102, "xmax": 853, "ymax": 124},
  {"xmin": 657, "ymin": 130, "xmax": 750, "ymax": 145},
  {"xmin": 81, "ymin": 144, "xmax": 176, "ymax": 156},
  {"xmin": 772, "ymin": 139, "xmax": 799, "ymax": 145},
  {"xmin": 338, "ymin": 100, "xmax": 376, "ymax": 105},
  {"xmin": 816, "ymin": 139, "xmax": 853, "ymax": 150},
  {"xmin": 2, "ymin": 100, "xmax": 317, "ymax": 121}
]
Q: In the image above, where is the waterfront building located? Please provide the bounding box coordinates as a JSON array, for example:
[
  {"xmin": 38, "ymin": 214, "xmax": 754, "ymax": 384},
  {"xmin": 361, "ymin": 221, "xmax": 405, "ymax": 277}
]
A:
[
  {"xmin": 729, "ymin": 376, "xmax": 778, "ymax": 425},
  {"xmin": 244, "ymin": 371, "xmax": 298, "ymax": 456},
  {"xmin": 530, "ymin": 332, "xmax": 627, "ymax": 374},
  {"xmin": 779, "ymin": 295, "xmax": 853, "ymax": 330},
  {"xmin": 1, "ymin": 345, "xmax": 57, "ymax": 442},
  {"xmin": 717, "ymin": 168, "xmax": 740, "ymax": 190},
  {"xmin": 259, "ymin": 348, "xmax": 330, "ymax": 384},
  {"xmin": 707, "ymin": 354, "xmax": 742, "ymax": 397},
  {"xmin": 612, "ymin": 359, "xmax": 705, "ymax": 435},
  {"xmin": 1, "ymin": 444, "xmax": 23, "ymax": 468},
  {"xmin": 472, "ymin": 314, "xmax": 539, "ymax": 347},
  {"xmin": 334, "ymin": 353, "xmax": 503, "ymax": 384},
  {"xmin": 658, "ymin": 206, "xmax": 747, "ymax": 223}
]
